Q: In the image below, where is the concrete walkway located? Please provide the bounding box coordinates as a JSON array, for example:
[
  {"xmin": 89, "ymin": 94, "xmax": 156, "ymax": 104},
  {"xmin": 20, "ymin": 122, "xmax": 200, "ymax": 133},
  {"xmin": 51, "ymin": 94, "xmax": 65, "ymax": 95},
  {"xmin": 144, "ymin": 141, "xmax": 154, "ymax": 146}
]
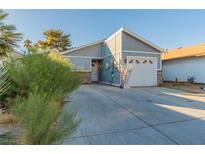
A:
[{"xmin": 63, "ymin": 84, "xmax": 205, "ymax": 145}]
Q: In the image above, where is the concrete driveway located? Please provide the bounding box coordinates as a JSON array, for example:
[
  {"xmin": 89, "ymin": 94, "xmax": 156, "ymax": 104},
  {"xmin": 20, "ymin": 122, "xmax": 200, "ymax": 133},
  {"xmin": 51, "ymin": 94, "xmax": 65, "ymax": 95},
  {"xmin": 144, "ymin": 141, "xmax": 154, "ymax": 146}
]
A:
[{"xmin": 63, "ymin": 84, "xmax": 205, "ymax": 145}]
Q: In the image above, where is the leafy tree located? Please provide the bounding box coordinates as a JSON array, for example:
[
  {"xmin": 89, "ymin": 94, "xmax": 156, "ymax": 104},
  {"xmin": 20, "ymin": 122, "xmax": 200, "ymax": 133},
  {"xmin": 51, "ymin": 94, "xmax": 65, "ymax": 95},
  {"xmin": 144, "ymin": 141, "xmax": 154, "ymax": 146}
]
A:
[
  {"xmin": 0, "ymin": 10, "xmax": 22, "ymax": 58},
  {"xmin": 24, "ymin": 29, "xmax": 72, "ymax": 53}
]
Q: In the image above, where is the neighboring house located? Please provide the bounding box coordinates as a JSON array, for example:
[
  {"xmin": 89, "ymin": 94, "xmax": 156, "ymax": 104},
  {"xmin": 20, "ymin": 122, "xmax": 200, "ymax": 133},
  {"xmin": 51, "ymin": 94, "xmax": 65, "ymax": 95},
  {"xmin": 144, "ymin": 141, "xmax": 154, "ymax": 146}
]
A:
[
  {"xmin": 162, "ymin": 43, "xmax": 205, "ymax": 83},
  {"xmin": 62, "ymin": 27, "xmax": 163, "ymax": 88}
]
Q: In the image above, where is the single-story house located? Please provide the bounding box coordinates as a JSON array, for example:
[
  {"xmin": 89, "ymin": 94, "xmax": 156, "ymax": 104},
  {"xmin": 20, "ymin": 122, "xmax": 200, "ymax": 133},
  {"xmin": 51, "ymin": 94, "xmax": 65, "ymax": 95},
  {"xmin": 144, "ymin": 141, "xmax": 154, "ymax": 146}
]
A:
[
  {"xmin": 162, "ymin": 43, "xmax": 205, "ymax": 83},
  {"xmin": 62, "ymin": 27, "xmax": 163, "ymax": 88}
]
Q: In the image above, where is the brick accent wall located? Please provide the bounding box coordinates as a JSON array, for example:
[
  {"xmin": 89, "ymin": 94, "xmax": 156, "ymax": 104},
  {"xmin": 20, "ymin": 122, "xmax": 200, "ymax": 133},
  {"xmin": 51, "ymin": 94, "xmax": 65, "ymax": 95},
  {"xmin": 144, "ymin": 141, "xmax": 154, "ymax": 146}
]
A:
[
  {"xmin": 81, "ymin": 72, "xmax": 92, "ymax": 84},
  {"xmin": 157, "ymin": 70, "xmax": 163, "ymax": 85}
]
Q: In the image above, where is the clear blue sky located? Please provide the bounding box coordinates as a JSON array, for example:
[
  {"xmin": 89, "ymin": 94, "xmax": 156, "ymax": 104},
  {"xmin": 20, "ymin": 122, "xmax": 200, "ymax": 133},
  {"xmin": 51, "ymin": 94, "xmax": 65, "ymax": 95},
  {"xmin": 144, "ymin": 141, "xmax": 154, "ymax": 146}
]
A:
[{"xmin": 5, "ymin": 9, "xmax": 205, "ymax": 52}]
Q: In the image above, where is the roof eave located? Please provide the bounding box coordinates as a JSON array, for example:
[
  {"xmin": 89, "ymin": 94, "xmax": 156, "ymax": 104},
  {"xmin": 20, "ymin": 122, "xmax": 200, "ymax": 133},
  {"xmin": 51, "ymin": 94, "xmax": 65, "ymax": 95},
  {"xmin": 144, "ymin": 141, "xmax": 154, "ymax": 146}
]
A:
[{"xmin": 162, "ymin": 55, "xmax": 205, "ymax": 61}]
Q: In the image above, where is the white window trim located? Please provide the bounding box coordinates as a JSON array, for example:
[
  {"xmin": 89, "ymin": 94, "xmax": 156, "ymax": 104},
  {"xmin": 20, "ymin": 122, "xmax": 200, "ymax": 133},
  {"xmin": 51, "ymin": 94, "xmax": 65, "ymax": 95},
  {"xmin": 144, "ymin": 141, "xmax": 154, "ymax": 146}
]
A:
[
  {"xmin": 66, "ymin": 56, "xmax": 92, "ymax": 72},
  {"xmin": 63, "ymin": 55, "xmax": 103, "ymax": 59}
]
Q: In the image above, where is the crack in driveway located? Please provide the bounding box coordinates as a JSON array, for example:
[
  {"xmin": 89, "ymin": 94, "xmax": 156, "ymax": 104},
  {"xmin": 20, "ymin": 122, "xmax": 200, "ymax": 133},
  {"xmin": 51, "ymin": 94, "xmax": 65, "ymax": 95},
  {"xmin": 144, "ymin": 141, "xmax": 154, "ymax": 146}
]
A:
[{"xmin": 67, "ymin": 115, "xmax": 205, "ymax": 141}]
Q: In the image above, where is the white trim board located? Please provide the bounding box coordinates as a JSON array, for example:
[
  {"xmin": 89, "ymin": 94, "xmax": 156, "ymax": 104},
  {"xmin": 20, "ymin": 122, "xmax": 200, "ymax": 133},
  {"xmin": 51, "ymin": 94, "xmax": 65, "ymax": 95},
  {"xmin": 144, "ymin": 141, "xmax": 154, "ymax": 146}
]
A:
[
  {"xmin": 122, "ymin": 50, "xmax": 161, "ymax": 55},
  {"xmin": 64, "ymin": 55, "xmax": 103, "ymax": 59}
]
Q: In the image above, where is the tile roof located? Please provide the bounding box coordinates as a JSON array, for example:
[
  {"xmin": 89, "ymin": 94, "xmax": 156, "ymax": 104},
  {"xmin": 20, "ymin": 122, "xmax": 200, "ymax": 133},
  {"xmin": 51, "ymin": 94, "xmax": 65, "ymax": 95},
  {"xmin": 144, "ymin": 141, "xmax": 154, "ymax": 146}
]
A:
[{"xmin": 162, "ymin": 43, "xmax": 205, "ymax": 61}]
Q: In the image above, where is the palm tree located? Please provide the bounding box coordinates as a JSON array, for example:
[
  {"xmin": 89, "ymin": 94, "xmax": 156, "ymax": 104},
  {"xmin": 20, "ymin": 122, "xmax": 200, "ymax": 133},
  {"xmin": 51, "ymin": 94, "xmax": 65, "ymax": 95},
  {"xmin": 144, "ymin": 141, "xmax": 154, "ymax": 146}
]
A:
[
  {"xmin": 0, "ymin": 10, "xmax": 22, "ymax": 58},
  {"xmin": 43, "ymin": 29, "xmax": 72, "ymax": 52}
]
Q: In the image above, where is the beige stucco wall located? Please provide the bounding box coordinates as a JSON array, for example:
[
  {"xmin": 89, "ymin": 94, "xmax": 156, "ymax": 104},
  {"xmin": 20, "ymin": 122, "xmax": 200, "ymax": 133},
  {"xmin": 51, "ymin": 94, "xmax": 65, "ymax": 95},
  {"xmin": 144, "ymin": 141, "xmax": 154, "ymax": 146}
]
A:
[
  {"xmin": 122, "ymin": 31, "xmax": 160, "ymax": 53},
  {"xmin": 102, "ymin": 32, "xmax": 121, "ymax": 57}
]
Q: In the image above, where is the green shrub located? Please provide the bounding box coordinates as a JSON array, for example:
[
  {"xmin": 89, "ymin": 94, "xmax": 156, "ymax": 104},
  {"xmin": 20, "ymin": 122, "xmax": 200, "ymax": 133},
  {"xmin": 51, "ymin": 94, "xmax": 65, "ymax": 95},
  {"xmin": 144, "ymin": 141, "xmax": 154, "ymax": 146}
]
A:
[
  {"xmin": 6, "ymin": 53, "xmax": 81, "ymax": 99},
  {"xmin": 4, "ymin": 53, "xmax": 81, "ymax": 144},
  {"xmin": 13, "ymin": 90, "xmax": 80, "ymax": 144}
]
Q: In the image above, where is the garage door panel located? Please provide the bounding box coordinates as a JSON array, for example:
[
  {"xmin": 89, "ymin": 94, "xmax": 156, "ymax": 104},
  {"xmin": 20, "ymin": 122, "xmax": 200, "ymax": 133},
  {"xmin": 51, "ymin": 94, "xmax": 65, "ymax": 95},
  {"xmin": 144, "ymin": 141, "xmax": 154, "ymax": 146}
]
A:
[{"xmin": 127, "ymin": 56, "xmax": 157, "ymax": 87}]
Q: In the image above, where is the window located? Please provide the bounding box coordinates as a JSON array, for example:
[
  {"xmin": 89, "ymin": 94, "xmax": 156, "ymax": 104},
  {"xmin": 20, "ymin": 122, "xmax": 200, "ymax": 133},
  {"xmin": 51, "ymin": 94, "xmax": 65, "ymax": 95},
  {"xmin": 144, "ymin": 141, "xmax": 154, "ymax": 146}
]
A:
[
  {"xmin": 135, "ymin": 60, "xmax": 140, "ymax": 64},
  {"xmin": 128, "ymin": 59, "xmax": 133, "ymax": 63},
  {"xmin": 143, "ymin": 60, "xmax": 148, "ymax": 64}
]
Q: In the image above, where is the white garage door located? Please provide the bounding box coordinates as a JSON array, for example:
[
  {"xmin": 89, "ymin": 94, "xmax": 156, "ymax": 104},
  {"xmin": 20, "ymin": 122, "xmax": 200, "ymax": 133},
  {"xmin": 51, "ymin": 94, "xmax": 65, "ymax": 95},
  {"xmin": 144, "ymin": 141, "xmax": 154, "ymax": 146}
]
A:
[{"xmin": 127, "ymin": 56, "xmax": 157, "ymax": 87}]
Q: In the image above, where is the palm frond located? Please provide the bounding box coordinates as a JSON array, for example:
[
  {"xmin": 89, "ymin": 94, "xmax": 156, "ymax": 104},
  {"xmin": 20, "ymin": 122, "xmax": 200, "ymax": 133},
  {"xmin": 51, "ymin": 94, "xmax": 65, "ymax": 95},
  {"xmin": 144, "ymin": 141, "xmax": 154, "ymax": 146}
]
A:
[
  {"xmin": 0, "ymin": 64, "xmax": 11, "ymax": 96},
  {"xmin": 0, "ymin": 10, "xmax": 22, "ymax": 58},
  {"xmin": 0, "ymin": 10, "xmax": 8, "ymax": 21}
]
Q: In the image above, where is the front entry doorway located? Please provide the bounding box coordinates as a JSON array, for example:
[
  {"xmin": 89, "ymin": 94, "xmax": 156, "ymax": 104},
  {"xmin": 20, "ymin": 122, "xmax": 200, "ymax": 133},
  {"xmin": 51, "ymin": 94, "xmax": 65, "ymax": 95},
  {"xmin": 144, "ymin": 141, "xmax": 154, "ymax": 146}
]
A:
[{"xmin": 91, "ymin": 61, "xmax": 99, "ymax": 82}]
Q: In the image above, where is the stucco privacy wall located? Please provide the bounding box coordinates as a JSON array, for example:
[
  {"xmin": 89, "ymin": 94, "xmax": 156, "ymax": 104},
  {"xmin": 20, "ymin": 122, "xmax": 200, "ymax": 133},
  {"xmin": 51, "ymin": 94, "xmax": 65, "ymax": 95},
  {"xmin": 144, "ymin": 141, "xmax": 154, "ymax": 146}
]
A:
[
  {"xmin": 163, "ymin": 57, "xmax": 205, "ymax": 83},
  {"xmin": 121, "ymin": 31, "xmax": 161, "ymax": 70}
]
